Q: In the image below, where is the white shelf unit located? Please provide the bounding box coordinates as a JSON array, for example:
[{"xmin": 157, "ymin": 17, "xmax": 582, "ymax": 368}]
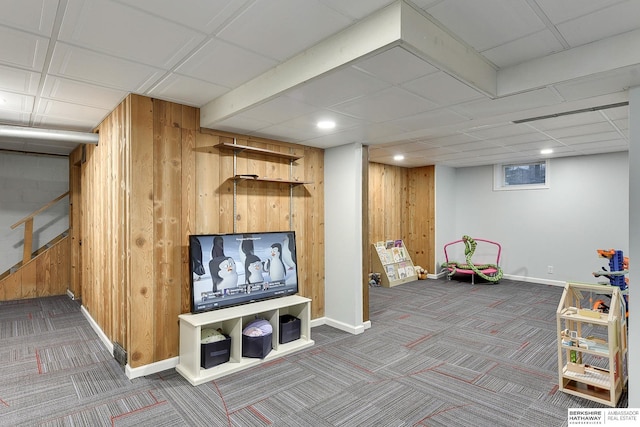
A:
[
  {"xmin": 556, "ymin": 282, "xmax": 627, "ymax": 407},
  {"xmin": 371, "ymin": 240, "xmax": 418, "ymax": 287},
  {"xmin": 176, "ymin": 295, "xmax": 314, "ymax": 386}
]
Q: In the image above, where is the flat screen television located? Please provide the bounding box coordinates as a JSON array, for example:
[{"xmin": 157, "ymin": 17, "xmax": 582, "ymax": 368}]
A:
[{"xmin": 189, "ymin": 231, "xmax": 299, "ymax": 313}]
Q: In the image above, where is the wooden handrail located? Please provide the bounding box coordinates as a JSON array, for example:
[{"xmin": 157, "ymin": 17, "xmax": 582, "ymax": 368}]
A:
[
  {"xmin": 10, "ymin": 191, "xmax": 69, "ymax": 264},
  {"xmin": 11, "ymin": 191, "xmax": 69, "ymax": 229}
]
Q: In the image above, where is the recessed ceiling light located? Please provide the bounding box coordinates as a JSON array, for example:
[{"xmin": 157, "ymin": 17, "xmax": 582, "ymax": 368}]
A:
[
  {"xmin": 393, "ymin": 154, "xmax": 405, "ymax": 161},
  {"xmin": 317, "ymin": 120, "xmax": 335, "ymax": 129},
  {"xmin": 540, "ymin": 149, "xmax": 553, "ymax": 155}
]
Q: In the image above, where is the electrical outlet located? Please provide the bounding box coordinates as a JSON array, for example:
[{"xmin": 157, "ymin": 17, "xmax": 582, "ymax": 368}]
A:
[{"xmin": 547, "ymin": 265, "xmax": 553, "ymax": 274}]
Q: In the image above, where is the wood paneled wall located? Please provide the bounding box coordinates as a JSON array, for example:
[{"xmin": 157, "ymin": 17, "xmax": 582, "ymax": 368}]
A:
[
  {"xmin": 71, "ymin": 94, "xmax": 324, "ymax": 368},
  {"xmin": 0, "ymin": 235, "xmax": 70, "ymax": 301},
  {"xmin": 368, "ymin": 162, "xmax": 435, "ymax": 274}
]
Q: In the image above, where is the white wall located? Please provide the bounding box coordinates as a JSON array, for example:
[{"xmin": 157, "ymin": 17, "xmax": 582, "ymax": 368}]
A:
[
  {"xmin": 438, "ymin": 152, "xmax": 628, "ymax": 285},
  {"xmin": 324, "ymin": 143, "xmax": 366, "ymax": 334},
  {"xmin": 435, "ymin": 165, "xmax": 457, "ymax": 272},
  {"xmin": 627, "ymin": 86, "xmax": 639, "ymax": 407},
  {"xmin": 0, "ymin": 152, "xmax": 69, "ymax": 274}
]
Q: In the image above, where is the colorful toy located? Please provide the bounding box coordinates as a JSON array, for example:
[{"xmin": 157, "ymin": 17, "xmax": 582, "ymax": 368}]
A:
[{"xmin": 593, "ymin": 249, "xmax": 629, "ymax": 316}]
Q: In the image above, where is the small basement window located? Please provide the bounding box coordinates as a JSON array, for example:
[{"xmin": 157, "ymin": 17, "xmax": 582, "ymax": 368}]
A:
[{"xmin": 493, "ymin": 160, "xmax": 549, "ymax": 190}]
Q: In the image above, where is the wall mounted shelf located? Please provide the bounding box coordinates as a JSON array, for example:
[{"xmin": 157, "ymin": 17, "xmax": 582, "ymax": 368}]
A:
[
  {"xmin": 232, "ymin": 175, "xmax": 311, "ymax": 185},
  {"xmin": 215, "ymin": 142, "xmax": 302, "ymax": 161}
]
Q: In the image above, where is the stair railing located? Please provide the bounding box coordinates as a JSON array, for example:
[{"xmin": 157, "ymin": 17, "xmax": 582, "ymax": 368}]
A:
[{"xmin": 10, "ymin": 191, "xmax": 69, "ymax": 265}]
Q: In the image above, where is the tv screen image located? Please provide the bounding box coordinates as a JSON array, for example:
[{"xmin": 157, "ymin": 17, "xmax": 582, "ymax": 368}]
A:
[{"xmin": 189, "ymin": 231, "xmax": 299, "ymax": 313}]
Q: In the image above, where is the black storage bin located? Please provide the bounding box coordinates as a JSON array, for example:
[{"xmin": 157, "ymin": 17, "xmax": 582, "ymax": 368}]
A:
[
  {"xmin": 200, "ymin": 335, "xmax": 231, "ymax": 369},
  {"xmin": 242, "ymin": 333, "xmax": 272, "ymax": 358},
  {"xmin": 279, "ymin": 314, "xmax": 301, "ymax": 344}
]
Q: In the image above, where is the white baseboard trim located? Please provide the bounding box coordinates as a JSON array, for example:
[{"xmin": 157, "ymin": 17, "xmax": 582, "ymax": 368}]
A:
[
  {"xmin": 428, "ymin": 271, "xmax": 565, "ymax": 287},
  {"xmin": 503, "ymin": 274, "xmax": 565, "ymax": 287},
  {"xmin": 66, "ymin": 289, "xmax": 75, "ymax": 300},
  {"xmin": 125, "ymin": 357, "xmax": 179, "ymax": 380},
  {"xmin": 322, "ymin": 317, "xmax": 368, "ymax": 335},
  {"xmin": 80, "ymin": 305, "xmax": 114, "ymax": 355}
]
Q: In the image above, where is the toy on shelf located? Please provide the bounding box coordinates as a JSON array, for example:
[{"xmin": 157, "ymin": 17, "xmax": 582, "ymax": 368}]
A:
[
  {"xmin": 592, "ymin": 249, "xmax": 629, "ymax": 316},
  {"xmin": 442, "ymin": 235, "xmax": 503, "ymax": 284}
]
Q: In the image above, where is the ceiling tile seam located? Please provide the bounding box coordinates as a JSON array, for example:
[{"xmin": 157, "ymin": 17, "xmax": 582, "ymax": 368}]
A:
[
  {"xmin": 31, "ymin": 0, "xmax": 68, "ymax": 127},
  {"xmin": 599, "ymin": 110, "xmax": 629, "ymax": 142},
  {"xmin": 525, "ymin": 0, "xmax": 570, "ymax": 49}
]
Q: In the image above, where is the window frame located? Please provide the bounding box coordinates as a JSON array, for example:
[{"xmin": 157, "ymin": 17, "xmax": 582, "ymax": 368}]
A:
[{"xmin": 493, "ymin": 159, "xmax": 550, "ymax": 191}]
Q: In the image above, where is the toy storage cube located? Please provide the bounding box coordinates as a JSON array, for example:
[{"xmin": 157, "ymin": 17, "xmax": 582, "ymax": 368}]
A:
[
  {"xmin": 279, "ymin": 314, "xmax": 301, "ymax": 344},
  {"xmin": 200, "ymin": 335, "xmax": 231, "ymax": 369},
  {"xmin": 242, "ymin": 333, "xmax": 272, "ymax": 359}
]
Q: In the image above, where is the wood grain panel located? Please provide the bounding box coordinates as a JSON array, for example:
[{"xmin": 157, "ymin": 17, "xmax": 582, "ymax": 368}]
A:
[
  {"xmin": 129, "ymin": 94, "xmax": 155, "ymax": 367},
  {"xmin": 0, "ymin": 236, "xmax": 70, "ymax": 301}
]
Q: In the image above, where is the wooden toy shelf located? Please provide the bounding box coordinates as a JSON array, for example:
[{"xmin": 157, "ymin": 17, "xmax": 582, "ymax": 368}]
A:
[{"xmin": 556, "ymin": 282, "xmax": 627, "ymax": 407}]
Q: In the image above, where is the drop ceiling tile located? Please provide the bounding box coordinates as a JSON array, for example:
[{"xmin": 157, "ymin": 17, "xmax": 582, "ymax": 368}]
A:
[
  {"xmin": 602, "ymin": 105, "xmax": 629, "ymax": 121},
  {"xmin": 286, "ymin": 66, "xmax": 389, "ymax": 108},
  {"xmin": 419, "ymin": 133, "xmax": 479, "ymax": 147},
  {"xmin": 557, "ymin": 131, "xmax": 622, "ymax": 146},
  {"xmin": 277, "ymin": 110, "xmax": 362, "ymax": 133},
  {"xmin": 0, "ymin": 90, "xmax": 35, "ymax": 112},
  {"xmin": 353, "ymin": 46, "xmax": 438, "ymax": 85},
  {"xmin": 500, "ymin": 139, "xmax": 564, "ymax": 152},
  {"xmin": 118, "ymin": 0, "xmax": 252, "ymax": 34},
  {"xmin": 213, "ymin": 114, "xmax": 274, "ymax": 135},
  {"xmin": 481, "ymin": 29, "xmax": 565, "ymax": 68},
  {"xmin": 447, "ymin": 140, "xmax": 506, "ymax": 152},
  {"xmin": 41, "ymin": 76, "xmax": 126, "ymax": 109},
  {"xmin": 0, "ymin": 26, "xmax": 48, "ymax": 70},
  {"xmin": 553, "ymin": 65, "xmax": 640, "ymax": 101},
  {"xmin": 35, "ymin": 98, "xmax": 110, "ymax": 122},
  {"xmin": 331, "ymin": 86, "xmax": 438, "ymax": 122},
  {"xmin": 217, "ymin": 0, "xmax": 353, "ymax": 61},
  {"xmin": 450, "ymin": 87, "xmax": 562, "ymax": 119},
  {"xmin": 235, "ymin": 96, "xmax": 318, "ymax": 125},
  {"xmin": 49, "ymin": 43, "xmax": 165, "ymax": 92},
  {"xmin": 556, "ymin": 1, "xmax": 640, "ymax": 47},
  {"xmin": 0, "ymin": 109, "xmax": 30, "ymax": 126},
  {"xmin": 376, "ymin": 141, "xmax": 437, "ymax": 154},
  {"xmin": 175, "ymin": 38, "xmax": 277, "ymax": 88},
  {"xmin": 146, "ymin": 74, "xmax": 228, "ymax": 107},
  {"xmin": 425, "ymin": 0, "xmax": 546, "ymax": 51},
  {"xmin": 389, "ymin": 108, "xmax": 469, "ymax": 132},
  {"xmin": 0, "ymin": 65, "xmax": 40, "ymax": 94},
  {"xmin": 543, "ymin": 122, "xmax": 619, "ymax": 139},
  {"xmin": 401, "ymin": 72, "xmax": 484, "ymax": 106},
  {"xmin": 60, "ymin": 0, "xmax": 206, "ymax": 68},
  {"xmin": 487, "ymin": 132, "xmax": 548, "ymax": 146},
  {"xmin": 320, "ymin": 0, "xmax": 395, "ymax": 20},
  {"xmin": 0, "ymin": 0, "xmax": 57, "ymax": 35},
  {"xmin": 534, "ymin": 0, "xmax": 625, "ymax": 25},
  {"xmin": 464, "ymin": 122, "xmax": 535, "ymax": 139}
]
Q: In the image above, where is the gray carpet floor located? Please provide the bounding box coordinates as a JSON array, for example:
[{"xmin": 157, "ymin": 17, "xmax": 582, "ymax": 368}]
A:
[{"xmin": 0, "ymin": 277, "xmax": 627, "ymax": 426}]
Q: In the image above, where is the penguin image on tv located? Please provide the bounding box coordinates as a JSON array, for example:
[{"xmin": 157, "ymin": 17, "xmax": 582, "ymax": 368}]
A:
[
  {"xmin": 264, "ymin": 243, "xmax": 286, "ymax": 281},
  {"xmin": 245, "ymin": 254, "xmax": 264, "ymax": 284},
  {"xmin": 190, "ymin": 237, "xmax": 206, "ymax": 278},
  {"xmin": 209, "ymin": 256, "xmax": 238, "ymax": 292},
  {"xmin": 239, "ymin": 235, "xmax": 254, "ymax": 269},
  {"xmin": 211, "ymin": 236, "xmax": 225, "ymax": 259},
  {"xmin": 282, "ymin": 233, "xmax": 296, "ymax": 271}
]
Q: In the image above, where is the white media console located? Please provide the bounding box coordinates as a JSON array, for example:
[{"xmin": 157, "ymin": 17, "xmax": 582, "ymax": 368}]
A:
[{"xmin": 176, "ymin": 295, "xmax": 314, "ymax": 386}]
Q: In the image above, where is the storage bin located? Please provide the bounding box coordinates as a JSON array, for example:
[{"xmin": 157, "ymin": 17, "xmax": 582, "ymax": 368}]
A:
[
  {"xmin": 279, "ymin": 314, "xmax": 301, "ymax": 344},
  {"xmin": 200, "ymin": 335, "xmax": 231, "ymax": 369},
  {"xmin": 242, "ymin": 333, "xmax": 272, "ymax": 358}
]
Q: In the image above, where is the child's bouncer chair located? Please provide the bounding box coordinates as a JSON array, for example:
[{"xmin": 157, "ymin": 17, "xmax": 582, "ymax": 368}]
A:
[{"xmin": 442, "ymin": 235, "xmax": 503, "ymax": 284}]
